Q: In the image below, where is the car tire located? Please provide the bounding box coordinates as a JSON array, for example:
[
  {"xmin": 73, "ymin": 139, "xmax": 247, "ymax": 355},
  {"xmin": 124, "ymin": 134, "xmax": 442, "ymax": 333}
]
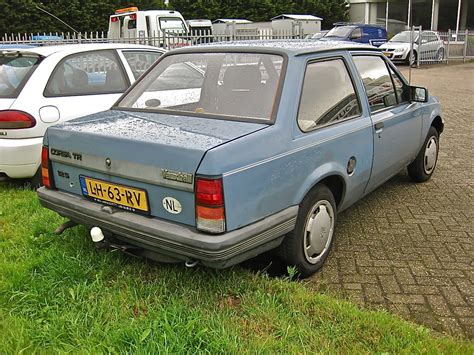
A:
[
  {"xmin": 406, "ymin": 50, "xmax": 417, "ymax": 65},
  {"xmin": 279, "ymin": 184, "xmax": 337, "ymax": 278},
  {"xmin": 407, "ymin": 126, "xmax": 439, "ymax": 182},
  {"xmin": 436, "ymin": 48, "xmax": 445, "ymax": 62},
  {"xmin": 30, "ymin": 167, "xmax": 43, "ymax": 189}
]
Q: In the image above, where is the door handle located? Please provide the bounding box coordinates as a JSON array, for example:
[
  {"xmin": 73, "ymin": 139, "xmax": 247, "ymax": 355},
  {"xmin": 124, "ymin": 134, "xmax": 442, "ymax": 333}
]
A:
[{"xmin": 374, "ymin": 122, "xmax": 384, "ymax": 132}]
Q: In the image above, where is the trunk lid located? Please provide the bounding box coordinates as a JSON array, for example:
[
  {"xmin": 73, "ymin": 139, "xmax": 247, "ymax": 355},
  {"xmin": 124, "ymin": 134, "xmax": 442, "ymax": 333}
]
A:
[{"xmin": 47, "ymin": 109, "xmax": 267, "ymax": 226}]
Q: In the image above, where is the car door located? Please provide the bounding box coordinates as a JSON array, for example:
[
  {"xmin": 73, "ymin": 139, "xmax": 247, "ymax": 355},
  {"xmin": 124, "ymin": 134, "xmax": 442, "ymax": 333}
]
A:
[
  {"xmin": 351, "ymin": 54, "xmax": 423, "ymax": 193},
  {"xmin": 118, "ymin": 49, "xmax": 163, "ymax": 80},
  {"xmin": 291, "ymin": 54, "xmax": 374, "ymax": 210},
  {"xmin": 41, "ymin": 49, "xmax": 130, "ymax": 124}
]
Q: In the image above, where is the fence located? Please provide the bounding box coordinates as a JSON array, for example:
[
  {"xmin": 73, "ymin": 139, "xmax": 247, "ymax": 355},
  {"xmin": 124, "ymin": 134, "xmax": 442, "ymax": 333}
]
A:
[
  {"xmin": 2, "ymin": 29, "xmax": 473, "ymax": 66},
  {"xmin": 0, "ymin": 29, "xmax": 304, "ymax": 50},
  {"xmin": 409, "ymin": 27, "xmax": 474, "ymax": 66}
]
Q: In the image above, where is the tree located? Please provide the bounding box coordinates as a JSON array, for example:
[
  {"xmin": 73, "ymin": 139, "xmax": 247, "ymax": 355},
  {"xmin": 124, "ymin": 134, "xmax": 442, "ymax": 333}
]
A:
[{"xmin": 0, "ymin": 0, "xmax": 348, "ymax": 34}]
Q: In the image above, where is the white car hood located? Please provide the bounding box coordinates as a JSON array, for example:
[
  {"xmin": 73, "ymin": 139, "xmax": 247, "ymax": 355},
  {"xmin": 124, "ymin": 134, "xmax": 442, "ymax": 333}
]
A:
[{"xmin": 380, "ymin": 42, "xmax": 412, "ymax": 50}]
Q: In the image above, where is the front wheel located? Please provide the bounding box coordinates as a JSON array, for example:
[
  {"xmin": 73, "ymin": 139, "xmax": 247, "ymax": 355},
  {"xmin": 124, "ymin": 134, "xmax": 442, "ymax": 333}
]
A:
[
  {"xmin": 407, "ymin": 126, "xmax": 439, "ymax": 182},
  {"xmin": 406, "ymin": 50, "xmax": 417, "ymax": 65},
  {"xmin": 436, "ymin": 48, "xmax": 445, "ymax": 62},
  {"xmin": 279, "ymin": 184, "xmax": 337, "ymax": 278}
]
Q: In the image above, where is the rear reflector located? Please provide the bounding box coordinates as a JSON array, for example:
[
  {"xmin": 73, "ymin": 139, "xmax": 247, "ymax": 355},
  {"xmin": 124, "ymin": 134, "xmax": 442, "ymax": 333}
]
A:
[
  {"xmin": 0, "ymin": 110, "xmax": 36, "ymax": 129},
  {"xmin": 41, "ymin": 146, "xmax": 51, "ymax": 189},
  {"xmin": 195, "ymin": 177, "xmax": 225, "ymax": 233}
]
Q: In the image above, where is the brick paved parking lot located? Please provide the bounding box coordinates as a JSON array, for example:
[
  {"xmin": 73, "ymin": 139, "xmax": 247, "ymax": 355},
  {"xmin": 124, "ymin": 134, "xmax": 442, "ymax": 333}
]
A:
[{"xmin": 310, "ymin": 63, "xmax": 474, "ymax": 339}]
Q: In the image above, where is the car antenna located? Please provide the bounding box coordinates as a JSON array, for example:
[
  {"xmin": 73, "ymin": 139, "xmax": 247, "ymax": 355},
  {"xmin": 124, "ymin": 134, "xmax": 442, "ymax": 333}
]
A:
[{"xmin": 34, "ymin": 3, "xmax": 85, "ymax": 39}]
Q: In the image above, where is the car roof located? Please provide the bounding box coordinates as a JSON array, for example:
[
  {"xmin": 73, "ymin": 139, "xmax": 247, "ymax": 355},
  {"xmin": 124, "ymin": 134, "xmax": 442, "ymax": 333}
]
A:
[
  {"xmin": 174, "ymin": 39, "xmax": 378, "ymax": 56},
  {"xmin": 0, "ymin": 43, "xmax": 164, "ymax": 57}
]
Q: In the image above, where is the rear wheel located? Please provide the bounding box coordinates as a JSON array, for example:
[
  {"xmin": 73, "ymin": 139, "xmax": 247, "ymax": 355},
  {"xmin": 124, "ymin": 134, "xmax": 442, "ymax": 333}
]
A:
[
  {"xmin": 30, "ymin": 167, "xmax": 43, "ymax": 189},
  {"xmin": 408, "ymin": 126, "xmax": 439, "ymax": 182},
  {"xmin": 280, "ymin": 184, "xmax": 336, "ymax": 278}
]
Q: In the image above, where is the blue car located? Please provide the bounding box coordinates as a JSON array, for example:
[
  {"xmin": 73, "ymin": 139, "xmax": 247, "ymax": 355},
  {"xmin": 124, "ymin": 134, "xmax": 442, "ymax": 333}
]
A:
[
  {"xmin": 38, "ymin": 40, "xmax": 443, "ymax": 277},
  {"xmin": 320, "ymin": 23, "xmax": 387, "ymax": 47}
]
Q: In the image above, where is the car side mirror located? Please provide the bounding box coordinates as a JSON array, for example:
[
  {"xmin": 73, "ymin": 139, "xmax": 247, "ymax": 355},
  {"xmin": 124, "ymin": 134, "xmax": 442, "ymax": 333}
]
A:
[{"xmin": 410, "ymin": 86, "xmax": 428, "ymax": 103}]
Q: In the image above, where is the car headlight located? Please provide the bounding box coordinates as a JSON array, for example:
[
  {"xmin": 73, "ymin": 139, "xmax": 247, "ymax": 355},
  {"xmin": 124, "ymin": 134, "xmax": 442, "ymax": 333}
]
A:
[{"xmin": 394, "ymin": 48, "xmax": 406, "ymax": 53}]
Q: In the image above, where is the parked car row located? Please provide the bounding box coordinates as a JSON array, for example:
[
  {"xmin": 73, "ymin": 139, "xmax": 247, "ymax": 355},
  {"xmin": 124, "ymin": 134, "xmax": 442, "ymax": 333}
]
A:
[
  {"xmin": 0, "ymin": 43, "xmax": 165, "ymax": 183},
  {"xmin": 31, "ymin": 40, "xmax": 443, "ymax": 277},
  {"xmin": 380, "ymin": 30, "xmax": 445, "ymax": 63}
]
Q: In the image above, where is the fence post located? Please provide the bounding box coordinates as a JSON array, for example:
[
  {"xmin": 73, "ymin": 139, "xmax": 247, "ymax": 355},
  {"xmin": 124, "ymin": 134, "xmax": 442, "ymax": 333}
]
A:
[
  {"xmin": 446, "ymin": 29, "xmax": 451, "ymax": 64},
  {"xmin": 463, "ymin": 29, "xmax": 468, "ymax": 63},
  {"xmin": 417, "ymin": 26, "xmax": 421, "ymax": 68}
]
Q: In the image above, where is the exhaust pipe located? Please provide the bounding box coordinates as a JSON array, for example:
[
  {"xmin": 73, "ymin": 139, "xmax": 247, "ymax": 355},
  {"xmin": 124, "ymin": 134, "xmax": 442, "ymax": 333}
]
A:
[{"xmin": 185, "ymin": 259, "xmax": 199, "ymax": 268}]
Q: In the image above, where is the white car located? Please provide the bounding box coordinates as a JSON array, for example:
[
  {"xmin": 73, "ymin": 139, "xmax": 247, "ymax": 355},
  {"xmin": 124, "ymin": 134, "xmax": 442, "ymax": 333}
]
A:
[
  {"xmin": 0, "ymin": 43, "xmax": 165, "ymax": 183},
  {"xmin": 380, "ymin": 30, "xmax": 445, "ymax": 63}
]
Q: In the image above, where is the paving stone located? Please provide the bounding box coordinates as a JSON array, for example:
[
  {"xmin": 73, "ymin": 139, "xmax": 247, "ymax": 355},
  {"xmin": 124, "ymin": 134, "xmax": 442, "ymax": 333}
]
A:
[{"xmin": 307, "ymin": 63, "xmax": 474, "ymax": 339}]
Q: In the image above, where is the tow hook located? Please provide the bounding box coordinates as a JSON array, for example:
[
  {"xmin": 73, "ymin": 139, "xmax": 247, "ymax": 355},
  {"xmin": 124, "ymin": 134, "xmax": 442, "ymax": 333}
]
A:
[
  {"xmin": 90, "ymin": 227, "xmax": 105, "ymax": 242},
  {"xmin": 54, "ymin": 220, "xmax": 78, "ymax": 235},
  {"xmin": 185, "ymin": 259, "xmax": 199, "ymax": 268}
]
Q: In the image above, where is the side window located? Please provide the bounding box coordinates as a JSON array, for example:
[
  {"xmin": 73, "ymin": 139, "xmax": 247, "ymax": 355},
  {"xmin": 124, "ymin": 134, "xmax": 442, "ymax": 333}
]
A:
[
  {"xmin": 297, "ymin": 58, "xmax": 361, "ymax": 132},
  {"xmin": 45, "ymin": 50, "xmax": 128, "ymax": 96},
  {"xmin": 353, "ymin": 56, "xmax": 397, "ymax": 113},
  {"xmin": 122, "ymin": 51, "xmax": 163, "ymax": 79}
]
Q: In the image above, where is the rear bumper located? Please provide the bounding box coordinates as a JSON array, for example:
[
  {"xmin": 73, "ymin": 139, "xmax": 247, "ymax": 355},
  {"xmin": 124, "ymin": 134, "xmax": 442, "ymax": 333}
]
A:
[
  {"xmin": 37, "ymin": 187, "xmax": 298, "ymax": 268},
  {"xmin": 0, "ymin": 137, "xmax": 43, "ymax": 178}
]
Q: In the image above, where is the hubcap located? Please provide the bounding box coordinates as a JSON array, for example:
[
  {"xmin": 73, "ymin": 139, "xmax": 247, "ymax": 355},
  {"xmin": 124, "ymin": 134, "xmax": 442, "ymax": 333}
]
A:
[
  {"xmin": 303, "ymin": 200, "xmax": 334, "ymax": 264},
  {"xmin": 424, "ymin": 137, "xmax": 438, "ymax": 174}
]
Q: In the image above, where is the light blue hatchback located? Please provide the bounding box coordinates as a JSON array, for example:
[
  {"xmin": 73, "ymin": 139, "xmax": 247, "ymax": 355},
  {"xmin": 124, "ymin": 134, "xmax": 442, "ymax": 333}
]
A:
[{"xmin": 38, "ymin": 40, "xmax": 443, "ymax": 277}]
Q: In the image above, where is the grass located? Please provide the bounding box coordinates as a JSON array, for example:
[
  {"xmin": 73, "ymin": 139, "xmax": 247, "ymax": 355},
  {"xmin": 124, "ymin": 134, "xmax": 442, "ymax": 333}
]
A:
[{"xmin": 0, "ymin": 183, "xmax": 472, "ymax": 353}]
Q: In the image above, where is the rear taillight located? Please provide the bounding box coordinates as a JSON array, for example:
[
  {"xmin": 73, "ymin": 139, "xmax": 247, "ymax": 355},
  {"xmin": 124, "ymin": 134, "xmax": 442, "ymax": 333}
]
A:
[
  {"xmin": 130, "ymin": 13, "xmax": 137, "ymax": 20},
  {"xmin": 0, "ymin": 110, "xmax": 36, "ymax": 129},
  {"xmin": 41, "ymin": 146, "xmax": 52, "ymax": 189},
  {"xmin": 195, "ymin": 177, "xmax": 225, "ymax": 233},
  {"xmin": 111, "ymin": 16, "xmax": 119, "ymax": 23}
]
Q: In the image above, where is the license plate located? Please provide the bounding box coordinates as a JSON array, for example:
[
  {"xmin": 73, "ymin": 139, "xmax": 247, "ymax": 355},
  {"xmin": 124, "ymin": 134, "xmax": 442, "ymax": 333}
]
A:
[{"xmin": 79, "ymin": 176, "xmax": 149, "ymax": 213}]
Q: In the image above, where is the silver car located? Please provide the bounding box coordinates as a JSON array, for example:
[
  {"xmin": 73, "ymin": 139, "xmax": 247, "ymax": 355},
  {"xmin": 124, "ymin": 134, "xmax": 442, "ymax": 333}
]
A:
[{"xmin": 380, "ymin": 30, "xmax": 445, "ymax": 63}]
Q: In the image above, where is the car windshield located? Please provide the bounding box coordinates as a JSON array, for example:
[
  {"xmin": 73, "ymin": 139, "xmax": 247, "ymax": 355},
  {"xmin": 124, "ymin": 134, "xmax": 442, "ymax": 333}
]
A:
[
  {"xmin": 0, "ymin": 52, "xmax": 41, "ymax": 98},
  {"xmin": 117, "ymin": 52, "xmax": 284, "ymax": 121},
  {"xmin": 325, "ymin": 27, "xmax": 353, "ymax": 38},
  {"xmin": 389, "ymin": 31, "xmax": 418, "ymax": 43}
]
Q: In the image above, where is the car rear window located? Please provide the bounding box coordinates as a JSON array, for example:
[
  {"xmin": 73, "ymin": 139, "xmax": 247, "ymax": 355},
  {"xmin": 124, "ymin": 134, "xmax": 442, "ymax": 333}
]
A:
[
  {"xmin": 44, "ymin": 50, "xmax": 128, "ymax": 97},
  {"xmin": 117, "ymin": 52, "xmax": 284, "ymax": 121},
  {"xmin": 0, "ymin": 53, "xmax": 41, "ymax": 98}
]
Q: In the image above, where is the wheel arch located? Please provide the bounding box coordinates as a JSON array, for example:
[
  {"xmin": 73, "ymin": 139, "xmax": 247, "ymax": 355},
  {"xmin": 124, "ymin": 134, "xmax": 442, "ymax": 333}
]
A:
[
  {"xmin": 431, "ymin": 115, "xmax": 444, "ymax": 134},
  {"xmin": 297, "ymin": 171, "xmax": 346, "ymax": 209}
]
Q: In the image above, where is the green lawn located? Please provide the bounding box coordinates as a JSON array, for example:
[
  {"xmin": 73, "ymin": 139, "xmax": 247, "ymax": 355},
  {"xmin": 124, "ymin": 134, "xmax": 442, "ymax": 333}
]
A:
[{"xmin": 0, "ymin": 183, "xmax": 472, "ymax": 353}]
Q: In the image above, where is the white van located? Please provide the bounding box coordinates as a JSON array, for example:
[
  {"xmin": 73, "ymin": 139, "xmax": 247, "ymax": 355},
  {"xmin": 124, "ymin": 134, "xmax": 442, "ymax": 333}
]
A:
[{"xmin": 108, "ymin": 7, "xmax": 189, "ymax": 47}]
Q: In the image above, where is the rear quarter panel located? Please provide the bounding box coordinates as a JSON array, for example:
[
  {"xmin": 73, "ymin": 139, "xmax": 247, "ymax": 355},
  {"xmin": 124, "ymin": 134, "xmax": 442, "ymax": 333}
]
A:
[{"xmin": 198, "ymin": 52, "xmax": 374, "ymax": 231}]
